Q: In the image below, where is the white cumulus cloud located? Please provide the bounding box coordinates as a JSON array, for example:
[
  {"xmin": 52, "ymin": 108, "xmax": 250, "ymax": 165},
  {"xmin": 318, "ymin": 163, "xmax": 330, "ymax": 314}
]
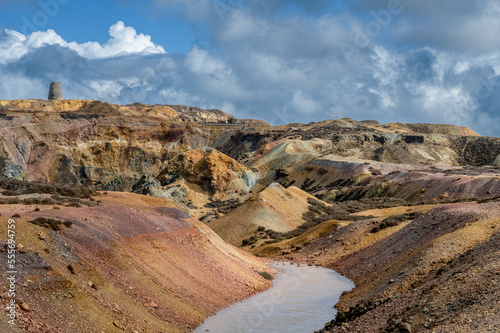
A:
[{"xmin": 0, "ymin": 21, "xmax": 165, "ymax": 64}]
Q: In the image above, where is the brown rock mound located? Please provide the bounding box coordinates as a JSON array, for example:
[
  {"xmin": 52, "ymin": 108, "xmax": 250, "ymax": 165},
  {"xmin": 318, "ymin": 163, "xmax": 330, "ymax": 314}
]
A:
[{"xmin": 157, "ymin": 148, "xmax": 257, "ymax": 200}]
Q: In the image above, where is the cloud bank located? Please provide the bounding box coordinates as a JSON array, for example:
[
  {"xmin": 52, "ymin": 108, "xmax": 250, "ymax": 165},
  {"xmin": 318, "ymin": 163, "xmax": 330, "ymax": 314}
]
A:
[
  {"xmin": 0, "ymin": 21, "xmax": 165, "ymax": 63},
  {"xmin": 1, "ymin": 2, "xmax": 499, "ymax": 137}
]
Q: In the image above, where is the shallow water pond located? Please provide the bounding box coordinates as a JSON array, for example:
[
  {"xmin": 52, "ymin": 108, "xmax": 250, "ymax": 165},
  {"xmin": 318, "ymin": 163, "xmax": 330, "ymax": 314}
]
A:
[{"xmin": 194, "ymin": 262, "xmax": 354, "ymax": 333}]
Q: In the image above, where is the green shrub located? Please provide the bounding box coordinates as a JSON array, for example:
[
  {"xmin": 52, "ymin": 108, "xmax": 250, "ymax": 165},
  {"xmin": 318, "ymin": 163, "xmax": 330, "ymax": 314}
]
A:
[
  {"xmin": 2, "ymin": 190, "xmax": 19, "ymax": 196},
  {"xmin": 257, "ymin": 271, "xmax": 273, "ymax": 280},
  {"xmin": 371, "ymin": 211, "xmax": 424, "ymax": 233},
  {"xmin": 241, "ymin": 235, "xmax": 258, "ymax": 246},
  {"xmin": 29, "ymin": 217, "xmax": 73, "ymax": 230},
  {"xmin": 7, "ymin": 198, "xmax": 21, "ymax": 204},
  {"xmin": 41, "ymin": 198, "xmax": 56, "ymax": 205}
]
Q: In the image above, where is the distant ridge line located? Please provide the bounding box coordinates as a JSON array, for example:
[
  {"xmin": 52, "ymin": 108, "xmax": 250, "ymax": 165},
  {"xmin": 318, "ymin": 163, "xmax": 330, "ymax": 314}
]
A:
[{"xmin": 200, "ymin": 122, "xmax": 248, "ymax": 127}]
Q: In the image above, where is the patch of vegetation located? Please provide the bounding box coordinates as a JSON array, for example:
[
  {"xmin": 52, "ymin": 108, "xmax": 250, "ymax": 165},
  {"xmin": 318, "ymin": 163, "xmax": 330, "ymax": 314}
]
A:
[
  {"xmin": 257, "ymin": 271, "xmax": 273, "ymax": 280},
  {"xmin": 60, "ymin": 112, "xmax": 101, "ymax": 121},
  {"xmin": 306, "ymin": 198, "xmax": 376, "ymax": 221},
  {"xmin": 204, "ymin": 198, "xmax": 242, "ymax": 215},
  {"xmin": 318, "ymin": 298, "xmax": 390, "ymax": 331},
  {"xmin": 323, "ymin": 181, "xmax": 493, "ymax": 207},
  {"xmin": 29, "ymin": 217, "xmax": 73, "ymax": 231},
  {"xmin": 263, "ymin": 198, "xmax": 373, "ymax": 241},
  {"xmin": 241, "ymin": 235, "xmax": 258, "ymax": 246},
  {"xmin": 370, "ymin": 211, "xmax": 424, "ymax": 233},
  {"xmin": 245, "ymin": 198, "xmax": 376, "ymax": 246},
  {"xmin": 477, "ymin": 195, "xmax": 500, "ymax": 204},
  {"xmin": 0, "ymin": 177, "xmax": 99, "ymax": 207},
  {"xmin": 324, "ymin": 196, "xmax": 411, "ymax": 210},
  {"xmin": 0, "ymin": 198, "xmax": 22, "ymax": 205},
  {"xmin": 263, "ymin": 239, "xmax": 280, "ymax": 245},
  {"xmin": 0, "ymin": 178, "xmax": 96, "ymax": 198}
]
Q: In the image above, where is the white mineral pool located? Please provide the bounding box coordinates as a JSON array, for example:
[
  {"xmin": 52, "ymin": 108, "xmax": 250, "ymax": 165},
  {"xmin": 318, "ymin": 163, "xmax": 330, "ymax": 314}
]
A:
[{"xmin": 194, "ymin": 262, "xmax": 354, "ymax": 333}]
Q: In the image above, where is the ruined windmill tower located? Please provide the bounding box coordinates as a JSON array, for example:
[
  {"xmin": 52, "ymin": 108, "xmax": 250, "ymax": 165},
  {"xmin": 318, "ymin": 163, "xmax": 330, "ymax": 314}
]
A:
[{"xmin": 48, "ymin": 82, "xmax": 63, "ymax": 100}]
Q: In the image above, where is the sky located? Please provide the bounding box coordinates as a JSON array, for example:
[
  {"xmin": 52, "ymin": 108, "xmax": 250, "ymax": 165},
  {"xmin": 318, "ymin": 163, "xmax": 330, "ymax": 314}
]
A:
[{"xmin": 0, "ymin": 0, "xmax": 499, "ymax": 136}]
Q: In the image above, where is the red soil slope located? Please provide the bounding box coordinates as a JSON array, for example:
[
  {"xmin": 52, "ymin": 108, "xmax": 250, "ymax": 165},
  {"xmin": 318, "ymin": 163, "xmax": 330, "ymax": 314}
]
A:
[{"xmin": 0, "ymin": 192, "xmax": 272, "ymax": 332}]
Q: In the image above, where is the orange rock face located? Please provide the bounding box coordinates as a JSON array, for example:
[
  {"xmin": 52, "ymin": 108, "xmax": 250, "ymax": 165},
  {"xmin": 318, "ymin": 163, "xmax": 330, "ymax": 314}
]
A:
[{"xmin": 158, "ymin": 148, "xmax": 257, "ymax": 199}]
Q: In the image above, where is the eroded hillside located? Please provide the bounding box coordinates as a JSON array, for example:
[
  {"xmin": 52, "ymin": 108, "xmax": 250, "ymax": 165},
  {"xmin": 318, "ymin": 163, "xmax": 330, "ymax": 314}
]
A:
[
  {"xmin": 0, "ymin": 189, "xmax": 272, "ymax": 332},
  {"xmin": 1, "ymin": 100, "xmax": 499, "ymax": 192}
]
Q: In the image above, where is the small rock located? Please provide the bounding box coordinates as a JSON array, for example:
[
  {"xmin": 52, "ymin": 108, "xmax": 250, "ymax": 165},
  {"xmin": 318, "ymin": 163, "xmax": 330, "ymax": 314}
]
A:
[
  {"xmin": 20, "ymin": 302, "xmax": 30, "ymax": 312},
  {"xmin": 88, "ymin": 281, "xmax": 95, "ymax": 288},
  {"xmin": 389, "ymin": 279, "xmax": 395, "ymax": 284},
  {"xmin": 399, "ymin": 322, "xmax": 412, "ymax": 333},
  {"xmin": 113, "ymin": 321, "xmax": 123, "ymax": 329}
]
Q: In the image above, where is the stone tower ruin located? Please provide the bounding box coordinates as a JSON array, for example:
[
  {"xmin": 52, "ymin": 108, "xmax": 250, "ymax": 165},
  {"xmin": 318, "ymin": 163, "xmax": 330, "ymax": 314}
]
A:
[{"xmin": 48, "ymin": 82, "xmax": 63, "ymax": 100}]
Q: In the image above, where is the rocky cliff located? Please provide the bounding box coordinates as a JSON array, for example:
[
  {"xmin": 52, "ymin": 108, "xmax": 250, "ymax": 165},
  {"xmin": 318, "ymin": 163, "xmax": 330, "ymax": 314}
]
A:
[{"xmin": 1, "ymin": 100, "xmax": 499, "ymax": 194}]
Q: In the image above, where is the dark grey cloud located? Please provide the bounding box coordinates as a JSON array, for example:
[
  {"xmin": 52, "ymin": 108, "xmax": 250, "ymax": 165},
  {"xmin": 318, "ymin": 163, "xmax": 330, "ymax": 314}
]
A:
[
  {"xmin": 244, "ymin": 0, "xmax": 343, "ymax": 15},
  {"xmin": 351, "ymin": 0, "xmax": 484, "ymax": 17},
  {"xmin": 404, "ymin": 49, "xmax": 437, "ymax": 82},
  {"xmin": 350, "ymin": 0, "xmax": 500, "ymax": 53}
]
